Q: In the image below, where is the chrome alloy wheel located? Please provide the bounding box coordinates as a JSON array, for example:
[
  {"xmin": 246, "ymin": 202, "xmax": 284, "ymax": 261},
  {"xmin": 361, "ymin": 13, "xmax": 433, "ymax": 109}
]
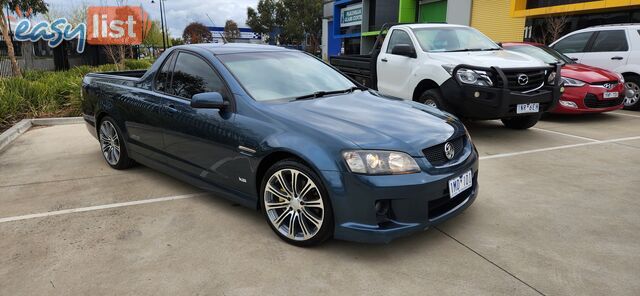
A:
[
  {"xmin": 99, "ymin": 120, "xmax": 121, "ymax": 166},
  {"xmin": 264, "ymin": 169, "xmax": 324, "ymax": 241},
  {"xmin": 624, "ymin": 81, "xmax": 640, "ymax": 107}
]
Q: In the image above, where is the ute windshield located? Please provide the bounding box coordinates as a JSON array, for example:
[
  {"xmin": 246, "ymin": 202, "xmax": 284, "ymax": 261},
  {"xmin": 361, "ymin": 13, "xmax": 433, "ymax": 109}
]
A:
[
  {"xmin": 218, "ymin": 51, "xmax": 357, "ymax": 102},
  {"xmin": 412, "ymin": 27, "xmax": 501, "ymax": 52}
]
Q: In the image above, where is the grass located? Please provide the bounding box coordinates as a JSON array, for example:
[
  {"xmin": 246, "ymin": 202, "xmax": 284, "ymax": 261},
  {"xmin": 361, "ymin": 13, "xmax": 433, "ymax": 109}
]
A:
[{"xmin": 0, "ymin": 60, "xmax": 151, "ymax": 133}]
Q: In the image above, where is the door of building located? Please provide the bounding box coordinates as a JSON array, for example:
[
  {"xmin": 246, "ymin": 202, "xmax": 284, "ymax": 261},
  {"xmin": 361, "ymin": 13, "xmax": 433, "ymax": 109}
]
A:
[{"xmin": 419, "ymin": 1, "xmax": 447, "ymax": 23}]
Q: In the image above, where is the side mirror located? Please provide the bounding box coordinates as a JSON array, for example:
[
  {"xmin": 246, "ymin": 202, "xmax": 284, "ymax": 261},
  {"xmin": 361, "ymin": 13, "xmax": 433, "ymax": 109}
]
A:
[
  {"xmin": 391, "ymin": 44, "xmax": 417, "ymax": 58},
  {"xmin": 191, "ymin": 92, "xmax": 228, "ymax": 109}
]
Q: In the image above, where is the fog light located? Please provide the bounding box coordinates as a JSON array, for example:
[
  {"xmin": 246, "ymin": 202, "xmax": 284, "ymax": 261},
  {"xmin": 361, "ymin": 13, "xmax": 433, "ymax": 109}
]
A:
[
  {"xmin": 559, "ymin": 100, "xmax": 578, "ymax": 109},
  {"xmin": 374, "ymin": 200, "xmax": 390, "ymax": 216},
  {"xmin": 474, "ymin": 91, "xmax": 480, "ymax": 98}
]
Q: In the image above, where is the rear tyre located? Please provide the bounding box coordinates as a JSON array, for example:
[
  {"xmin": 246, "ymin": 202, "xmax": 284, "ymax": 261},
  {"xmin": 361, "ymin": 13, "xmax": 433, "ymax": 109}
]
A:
[
  {"xmin": 98, "ymin": 116, "xmax": 134, "ymax": 170},
  {"xmin": 260, "ymin": 159, "xmax": 333, "ymax": 247},
  {"xmin": 418, "ymin": 89, "xmax": 446, "ymax": 110},
  {"xmin": 501, "ymin": 114, "xmax": 541, "ymax": 130},
  {"xmin": 623, "ymin": 75, "xmax": 640, "ymax": 110}
]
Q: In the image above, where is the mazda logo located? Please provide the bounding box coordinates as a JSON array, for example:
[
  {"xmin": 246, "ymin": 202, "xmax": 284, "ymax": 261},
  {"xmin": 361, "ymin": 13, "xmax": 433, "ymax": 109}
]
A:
[
  {"xmin": 517, "ymin": 74, "xmax": 529, "ymax": 86},
  {"xmin": 444, "ymin": 142, "xmax": 455, "ymax": 160},
  {"xmin": 603, "ymin": 83, "xmax": 615, "ymax": 89}
]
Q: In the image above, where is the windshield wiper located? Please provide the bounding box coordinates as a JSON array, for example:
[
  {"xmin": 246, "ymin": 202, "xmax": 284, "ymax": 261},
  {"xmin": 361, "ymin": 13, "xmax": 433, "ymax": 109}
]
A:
[
  {"xmin": 293, "ymin": 86, "xmax": 363, "ymax": 101},
  {"xmin": 446, "ymin": 48, "xmax": 500, "ymax": 52}
]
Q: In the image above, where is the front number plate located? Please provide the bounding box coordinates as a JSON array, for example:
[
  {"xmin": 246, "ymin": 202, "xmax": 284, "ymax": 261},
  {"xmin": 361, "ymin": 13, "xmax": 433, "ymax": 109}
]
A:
[
  {"xmin": 516, "ymin": 103, "xmax": 540, "ymax": 114},
  {"xmin": 604, "ymin": 92, "xmax": 619, "ymax": 99},
  {"xmin": 449, "ymin": 170, "xmax": 473, "ymax": 198}
]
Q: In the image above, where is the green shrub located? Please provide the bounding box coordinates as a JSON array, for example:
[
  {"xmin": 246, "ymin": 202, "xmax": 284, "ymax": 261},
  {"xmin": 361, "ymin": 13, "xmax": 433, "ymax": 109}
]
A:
[
  {"xmin": 1, "ymin": 60, "xmax": 154, "ymax": 129},
  {"xmin": 124, "ymin": 59, "xmax": 152, "ymax": 70}
]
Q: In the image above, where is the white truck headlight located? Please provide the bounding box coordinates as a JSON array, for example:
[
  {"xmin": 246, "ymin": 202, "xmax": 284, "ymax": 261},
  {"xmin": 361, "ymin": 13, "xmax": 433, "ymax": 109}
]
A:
[
  {"xmin": 455, "ymin": 68, "xmax": 493, "ymax": 87},
  {"xmin": 547, "ymin": 71, "xmax": 557, "ymax": 85},
  {"xmin": 560, "ymin": 77, "xmax": 586, "ymax": 87},
  {"xmin": 343, "ymin": 151, "xmax": 420, "ymax": 175}
]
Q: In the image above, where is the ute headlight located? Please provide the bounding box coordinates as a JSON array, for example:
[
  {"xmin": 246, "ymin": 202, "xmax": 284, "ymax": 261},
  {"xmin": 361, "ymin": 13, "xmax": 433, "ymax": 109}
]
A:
[
  {"xmin": 455, "ymin": 68, "xmax": 493, "ymax": 87},
  {"xmin": 342, "ymin": 150, "xmax": 420, "ymax": 175},
  {"xmin": 547, "ymin": 71, "xmax": 557, "ymax": 85},
  {"xmin": 561, "ymin": 76, "xmax": 586, "ymax": 87},
  {"xmin": 442, "ymin": 64, "xmax": 456, "ymax": 75}
]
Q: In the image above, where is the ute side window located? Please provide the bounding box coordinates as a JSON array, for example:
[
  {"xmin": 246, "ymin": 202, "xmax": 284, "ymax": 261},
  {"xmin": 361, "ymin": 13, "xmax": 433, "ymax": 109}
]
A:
[
  {"xmin": 589, "ymin": 30, "xmax": 628, "ymax": 52},
  {"xmin": 170, "ymin": 52, "xmax": 226, "ymax": 100},
  {"xmin": 552, "ymin": 32, "xmax": 593, "ymax": 54},
  {"xmin": 155, "ymin": 53, "xmax": 175, "ymax": 94},
  {"xmin": 386, "ymin": 30, "xmax": 414, "ymax": 54}
]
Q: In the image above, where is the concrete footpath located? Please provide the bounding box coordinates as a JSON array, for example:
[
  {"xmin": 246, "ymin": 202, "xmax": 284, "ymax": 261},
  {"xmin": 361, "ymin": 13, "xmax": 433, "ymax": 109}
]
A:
[{"xmin": 1, "ymin": 111, "xmax": 639, "ymax": 295}]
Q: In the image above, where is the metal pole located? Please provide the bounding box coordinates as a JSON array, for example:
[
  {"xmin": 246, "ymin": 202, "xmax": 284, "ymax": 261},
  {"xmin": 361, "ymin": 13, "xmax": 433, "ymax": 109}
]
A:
[
  {"xmin": 160, "ymin": 0, "xmax": 169, "ymax": 48},
  {"xmin": 6, "ymin": 6, "xmax": 12, "ymax": 36},
  {"xmin": 157, "ymin": 0, "xmax": 166, "ymax": 50}
]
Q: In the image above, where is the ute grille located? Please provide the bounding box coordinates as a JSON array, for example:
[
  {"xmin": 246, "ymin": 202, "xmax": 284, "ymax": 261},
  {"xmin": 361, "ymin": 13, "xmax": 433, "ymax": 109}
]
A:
[{"xmin": 422, "ymin": 136, "xmax": 465, "ymax": 166}]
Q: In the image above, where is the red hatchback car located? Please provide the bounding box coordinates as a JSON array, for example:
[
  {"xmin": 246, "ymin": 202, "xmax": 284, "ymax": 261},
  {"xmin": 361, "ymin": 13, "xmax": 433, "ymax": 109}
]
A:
[{"xmin": 503, "ymin": 42, "xmax": 626, "ymax": 114}]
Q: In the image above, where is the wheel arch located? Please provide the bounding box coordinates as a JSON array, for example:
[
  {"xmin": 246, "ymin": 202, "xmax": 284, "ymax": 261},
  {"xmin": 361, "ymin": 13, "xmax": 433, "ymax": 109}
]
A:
[
  {"xmin": 254, "ymin": 150, "xmax": 322, "ymax": 210},
  {"xmin": 412, "ymin": 79, "xmax": 440, "ymax": 101}
]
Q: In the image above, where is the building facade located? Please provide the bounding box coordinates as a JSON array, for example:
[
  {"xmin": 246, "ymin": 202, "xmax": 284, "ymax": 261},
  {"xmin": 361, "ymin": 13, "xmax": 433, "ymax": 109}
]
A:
[
  {"xmin": 516, "ymin": 0, "xmax": 640, "ymax": 42},
  {"xmin": 323, "ymin": 0, "xmax": 514, "ymax": 56},
  {"xmin": 322, "ymin": 0, "xmax": 640, "ymax": 57}
]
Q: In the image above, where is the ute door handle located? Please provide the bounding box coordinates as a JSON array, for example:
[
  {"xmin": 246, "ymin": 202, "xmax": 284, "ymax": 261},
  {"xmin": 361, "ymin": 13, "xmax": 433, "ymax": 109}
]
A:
[
  {"xmin": 166, "ymin": 104, "xmax": 178, "ymax": 114},
  {"xmin": 611, "ymin": 56, "xmax": 624, "ymax": 60},
  {"xmin": 381, "ymin": 58, "xmax": 388, "ymax": 62}
]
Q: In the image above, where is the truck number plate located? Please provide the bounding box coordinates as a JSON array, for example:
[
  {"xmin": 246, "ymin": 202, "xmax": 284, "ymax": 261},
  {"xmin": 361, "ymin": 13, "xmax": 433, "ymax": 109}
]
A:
[
  {"xmin": 449, "ymin": 170, "xmax": 473, "ymax": 198},
  {"xmin": 516, "ymin": 103, "xmax": 540, "ymax": 114},
  {"xmin": 603, "ymin": 92, "xmax": 618, "ymax": 99}
]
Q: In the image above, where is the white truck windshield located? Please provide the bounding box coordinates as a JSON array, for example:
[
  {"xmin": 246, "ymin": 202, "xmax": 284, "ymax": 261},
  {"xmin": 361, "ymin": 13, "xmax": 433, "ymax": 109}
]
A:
[{"xmin": 412, "ymin": 27, "xmax": 500, "ymax": 52}]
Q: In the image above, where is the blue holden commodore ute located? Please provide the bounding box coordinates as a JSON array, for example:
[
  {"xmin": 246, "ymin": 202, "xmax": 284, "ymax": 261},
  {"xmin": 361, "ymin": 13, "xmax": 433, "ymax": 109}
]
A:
[{"xmin": 81, "ymin": 44, "xmax": 479, "ymax": 246}]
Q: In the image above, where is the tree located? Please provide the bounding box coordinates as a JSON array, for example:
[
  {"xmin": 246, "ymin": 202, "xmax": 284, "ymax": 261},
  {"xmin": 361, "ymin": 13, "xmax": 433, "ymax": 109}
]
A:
[
  {"xmin": 223, "ymin": 19, "xmax": 240, "ymax": 42},
  {"xmin": 0, "ymin": 0, "xmax": 49, "ymax": 77},
  {"xmin": 170, "ymin": 37, "xmax": 184, "ymax": 46},
  {"xmin": 142, "ymin": 20, "xmax": 166, "ymax": 48},
  {"xmin": 534, "ymin": 15, "xmax": 568, "ymax": 45},
  {"xmin": 182, "ymin": 22, "xmax": 212, "ymax": 44},
  {"xmin": 246, "ymin": 0, "xmax": 282, "ymax": 44},
  {"xmin": 279, "ymin": 0, "xmax": 323, "ymax": 53},
  {"xmin": 246, "ymin": 0, "xmax": 323, "ymax": 52}
]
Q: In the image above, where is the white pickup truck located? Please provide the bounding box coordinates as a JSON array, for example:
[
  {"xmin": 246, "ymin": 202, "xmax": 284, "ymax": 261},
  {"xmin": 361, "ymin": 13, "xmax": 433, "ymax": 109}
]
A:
[{"xmin": 330, "ymin": 23, "xmax": 563, "ymax": 129}]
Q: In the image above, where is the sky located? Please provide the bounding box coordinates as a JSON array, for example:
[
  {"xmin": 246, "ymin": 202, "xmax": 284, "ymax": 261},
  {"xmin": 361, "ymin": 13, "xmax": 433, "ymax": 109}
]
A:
[{"xmin": 40, "ymin": 0, "xmax": 259, "ymax": 38}]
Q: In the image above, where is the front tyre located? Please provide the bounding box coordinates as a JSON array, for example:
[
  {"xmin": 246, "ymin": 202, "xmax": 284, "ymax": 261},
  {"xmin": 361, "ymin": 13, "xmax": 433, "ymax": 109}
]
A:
[
  {"xmin": 501, "ymin": 114, "xmax": 541, "ymax": 130},
  {"xmin": 623, "ymin": 75, "xmax": 640, "ymax": 110},
  {"xmin": 260, "ymin": 159, "xmax": 333, "ymax": 247},
  {"xmin": 98, "ymin": 116, "xmax": 134, "ymax": 170},
  {"xmin": 418, "ymin": 89, "xmax": 446, "ymax": 110}
]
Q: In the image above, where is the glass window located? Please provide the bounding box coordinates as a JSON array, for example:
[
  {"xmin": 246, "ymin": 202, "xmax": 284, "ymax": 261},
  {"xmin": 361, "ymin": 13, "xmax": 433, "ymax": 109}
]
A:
[
  {"xmin": 218, "ymin": 51, "xmax": 356, "ymax": 102},
  {"xmin": 506, "ymin": 45, "xmax": 575, "ymax": 64},
  {"xmin": 155, "ymin": 53, "xmax": 175, "ymax": 93},
  {"xmin": 412, "ymin": 27, "xmax": 500, "ymax": 52},
  {"xmin": 590, "ymin": 30, "xmax": 628, "ymax": 52},
  {"xmin": 171, "ymin": 52, "xmax": 225, "ymax": 99},
  {"xmin": 552, "ymin": 32, "xmax": 593, "ymax": 53},
  {"xmin": 386, "ymin": 30, "xmax": 414, "ymax": 54}
]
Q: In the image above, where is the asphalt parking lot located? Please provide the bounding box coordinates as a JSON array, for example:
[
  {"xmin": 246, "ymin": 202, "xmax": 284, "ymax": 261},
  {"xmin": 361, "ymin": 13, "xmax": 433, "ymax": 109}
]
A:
[{"xmin": 1, "ymin": 111, "xmax": 640, "ymax": 295}]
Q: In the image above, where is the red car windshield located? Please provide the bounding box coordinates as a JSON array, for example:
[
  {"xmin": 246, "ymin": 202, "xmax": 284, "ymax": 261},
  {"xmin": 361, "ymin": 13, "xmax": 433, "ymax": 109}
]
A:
[{"xmin": 506, "ymin": 45, "xmax": 575, "ymax": 65}]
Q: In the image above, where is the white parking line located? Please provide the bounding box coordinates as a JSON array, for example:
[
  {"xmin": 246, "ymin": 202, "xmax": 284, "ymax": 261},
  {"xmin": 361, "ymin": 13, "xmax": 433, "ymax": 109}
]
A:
[
  {"xmin": 611, "ymin": 112, "xmax": 640, "ymax": 119},
  {"xmin": 530, "ymin": 127, "xmax": 598, "ymax": 142},
  {"xmin": 0, "ymin": 192, "xmax": 207, "ymax": 224},
  {"xmin": 480, "ymin": 135, "xmax": 640, "ymax": 160},
  {"xmin": 2, "ymin": 135, "xmax": 640, "ymax": 224}
]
